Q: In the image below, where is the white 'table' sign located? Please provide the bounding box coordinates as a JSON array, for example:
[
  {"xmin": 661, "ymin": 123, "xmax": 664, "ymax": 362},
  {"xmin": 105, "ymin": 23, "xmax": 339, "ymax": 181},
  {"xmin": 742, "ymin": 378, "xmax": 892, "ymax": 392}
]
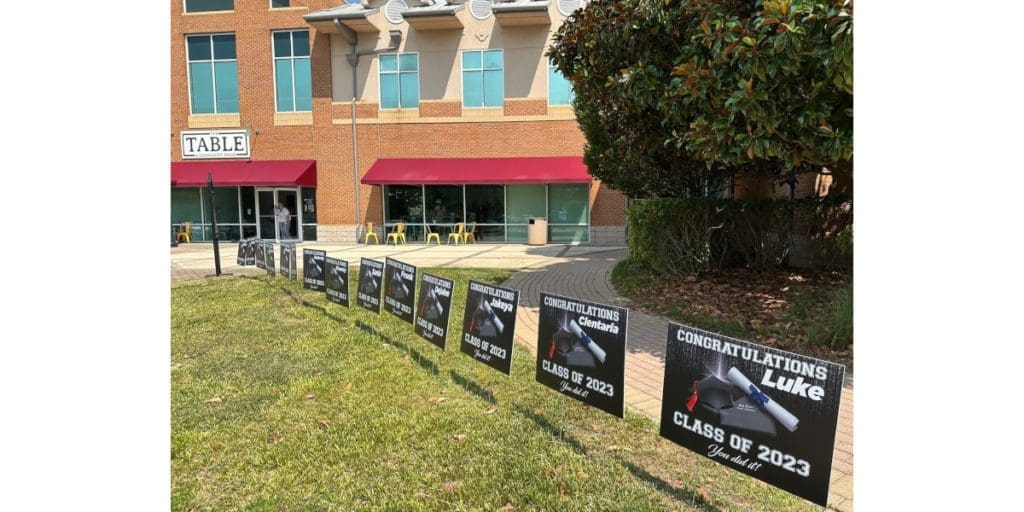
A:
[{"xmin": 181, "ymin": 130, "xmax": 250, "ymax": 159}]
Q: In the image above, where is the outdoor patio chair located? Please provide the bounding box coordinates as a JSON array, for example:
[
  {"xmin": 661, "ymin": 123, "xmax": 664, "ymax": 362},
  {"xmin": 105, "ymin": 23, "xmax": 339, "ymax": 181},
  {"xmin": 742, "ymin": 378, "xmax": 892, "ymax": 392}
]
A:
[
  {"xmin": 176, "ymin": 222, "xmax": 192, "ymax": 243},
  {"xmin": 447, "ymin": 222, "xmax": 465, "ymax": 245},
  {"xmin": 464, "ymin": 223, "xmax": 478, "ymax": 244},
  {"xmin": 387, "ymin": 222, "xmax": 407, "ymax": 245},
  {"xmin": 425, "ymin": 224, "xmax": 441, "ymax": 245},
  {"xmin": 363, "ymin": 222, "xmax": 379, "ymax": 244}
]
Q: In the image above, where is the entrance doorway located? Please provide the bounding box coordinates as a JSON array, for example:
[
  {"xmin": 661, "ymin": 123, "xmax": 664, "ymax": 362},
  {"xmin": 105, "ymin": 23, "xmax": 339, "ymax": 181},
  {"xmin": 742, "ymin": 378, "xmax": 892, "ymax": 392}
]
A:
[{"xmin": 256, "ymin": 188, "xmax": 300, "ymax": 241}]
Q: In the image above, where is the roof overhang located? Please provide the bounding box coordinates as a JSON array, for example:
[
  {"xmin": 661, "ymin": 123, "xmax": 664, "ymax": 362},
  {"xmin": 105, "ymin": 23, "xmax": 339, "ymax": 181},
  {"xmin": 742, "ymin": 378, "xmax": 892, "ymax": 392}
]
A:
[
  {"xmin": 403, "ymin": 4, "xmax": 465, "ymax": 30},
  {"xmin": 361, "ymin": 157, "xmax": 591, "ymax": 185},
  {"xmin": 304, "ymin": 5, "xmax": 381, "ymax": 34},
  {"xmin": 171, "ymin": 160, "xmax": 317, "ymax": 187},
  {"xmin": 493, "ymin": 1, "xmax": 552, "ymax": 26}
]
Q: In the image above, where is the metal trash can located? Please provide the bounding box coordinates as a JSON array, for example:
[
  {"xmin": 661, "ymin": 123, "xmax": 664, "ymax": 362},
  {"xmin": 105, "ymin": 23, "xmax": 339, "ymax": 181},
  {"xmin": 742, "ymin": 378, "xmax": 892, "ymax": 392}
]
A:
[{"xmin": 527, "ymin": 218, "xmax": 547, "ymax": 246}]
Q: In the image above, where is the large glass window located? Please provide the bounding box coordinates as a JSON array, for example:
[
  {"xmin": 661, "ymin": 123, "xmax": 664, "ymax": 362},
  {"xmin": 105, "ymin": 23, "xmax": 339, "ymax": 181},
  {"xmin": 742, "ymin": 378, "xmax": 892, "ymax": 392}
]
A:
[
  {"xmin": 548, "ymin": 60, "xmax": 574, "ymax": 106},
  {"xmin": 185, "ymin": 0, "xmax": 233, "ymax": 13},
  {"xmin": 273, "ymin": 30, "xmax": 312, "ymax": 112},
  {"xmin": 171, "ymin": 188, "xmax": 203, "ymax": 224},
  {"xmin": 186, "ymin": 34, "xmax": 239, "ymax": 114},
  {"xmin": 384, "ymin": 185, "xmax": 424, "ymax": 241},
  {"xmin": 462, "ymin": 50, "xmax": 503, "ymax": 108},
  {"xmin": 425, "ymin": 186, "xmax": 464, "ymax": 224},
  {"xmin": 547, "ymin": 184, "xmax": 590, "ymax": 243},
  {"xmin": 379, "ymin": 53, "xmax": 419, "ymax": 109},
  {"xmin": 465, "ymin": 185, "xmax": 505, "ymax": 242},
  {"xmin": 506, "ymin": 184, "xmax": 546, "ymax": 242},
  {"xmin": 211, "ymin": 187, "xmax": 239, "ymax": 224}
]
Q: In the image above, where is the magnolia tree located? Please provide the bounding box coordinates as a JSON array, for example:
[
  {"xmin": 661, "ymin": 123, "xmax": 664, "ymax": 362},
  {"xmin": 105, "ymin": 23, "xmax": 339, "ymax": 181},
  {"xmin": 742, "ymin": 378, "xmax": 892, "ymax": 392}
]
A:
[{"xmin": 550, "ymin": 0, "xmax": 853, "ymax": 197}]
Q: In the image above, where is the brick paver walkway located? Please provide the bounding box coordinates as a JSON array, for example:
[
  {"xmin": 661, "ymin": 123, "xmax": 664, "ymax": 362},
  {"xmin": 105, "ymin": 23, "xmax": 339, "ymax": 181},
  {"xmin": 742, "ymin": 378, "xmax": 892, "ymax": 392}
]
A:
[{"xmin": 502, "ymin": 248, "xmax": 854, "ymax": 512}]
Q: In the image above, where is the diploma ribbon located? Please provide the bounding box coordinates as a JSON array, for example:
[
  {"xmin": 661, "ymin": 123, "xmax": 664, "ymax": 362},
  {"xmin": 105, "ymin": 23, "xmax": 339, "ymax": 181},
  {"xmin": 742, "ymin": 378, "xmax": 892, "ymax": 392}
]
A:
[{"xmin": 747, "ymin": 384, "xmax": 769, "ymax": 407}]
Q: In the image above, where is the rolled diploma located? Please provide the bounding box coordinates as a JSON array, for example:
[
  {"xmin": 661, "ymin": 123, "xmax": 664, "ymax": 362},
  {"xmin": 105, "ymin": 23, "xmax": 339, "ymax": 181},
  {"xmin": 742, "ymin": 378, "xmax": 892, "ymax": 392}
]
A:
[
  {"xmin": 726, "ymin": 367, "xmax": 799, "ymax": 432},
  {"xmin": 429, "ymin": 287, "xmax": 444, "ymax": 316},
  {"xmin": 481, "ymin": 300, "xmax": 504, "ymax": 333},
  {"xmin": 568, "ymin": 319, "xmax": 607, "ymax": 363}
]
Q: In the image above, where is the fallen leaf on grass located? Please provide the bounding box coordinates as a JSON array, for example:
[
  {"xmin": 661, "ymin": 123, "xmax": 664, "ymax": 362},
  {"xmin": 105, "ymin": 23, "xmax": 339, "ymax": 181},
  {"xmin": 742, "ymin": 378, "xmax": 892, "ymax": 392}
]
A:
[
  {"xmin": 697, "ymin": 486, "xmax": 711, "ymax": 501},
  {"xmin": 204, "ymin": 396, "xmax": 223, "ymax": 403},
  {"xmin": 428, "ymin": 396, "xmax": 447, "ymax": 404},
  {"xmin": 304, "ymin": 393, "xmax": 316, "ymax": 401},
  {"xmin": 590, "ymin": 423, "xmax": 602, "ymax": 432},
  {"xmin": 451, "ymin": 434, "xmax": 466, "ymax": 442},
  {"xmin": 575, "ymin": 471, "xmax": 589, "ymax": 479},
  {"xmin": 497, "ymin": 504, "xmax": 515, "ymax": 511},
  {"xmin": 343, "ymin": 383, "xmax": 353, "ymax": 392},
  {"xmin": 534, "ymin": 407, "xmax": 544, "ymax": 415},
  {"xmin": 605, "ymin": 445, "xmax": 634, "ymax": 453},
  {"xmin": 443, "ymin": 480, "xmax": 459, "ymax": 494},
  {"xmin": 318, "ymin": 419, "xmax": 330, "ymax": 427},
  {"xmin": 485, "ymin": 406, "xmax": 498, "ymax": 414},
  {"xmin": 267, "ymin": 435, "xmax": 283, "ymax": 445}
]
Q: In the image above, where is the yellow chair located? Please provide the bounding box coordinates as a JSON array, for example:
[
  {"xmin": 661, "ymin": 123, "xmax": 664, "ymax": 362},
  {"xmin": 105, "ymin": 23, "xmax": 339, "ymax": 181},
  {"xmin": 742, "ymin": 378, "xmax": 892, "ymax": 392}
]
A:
[
  {"xmin": 425, "ymin": 224, "xmax": 441, "ymax": 245},
  {"xmin": 464, "ymin": 222, "xmax": 477, "ymax": 244},
  {"xmin": 387, "ymin": 222, "xmax": 407, "ymax": 245},
  {"xmin": 447, "ymin": 222, "xmax": 465, "ymax": 245},
  {"xmin": 176, "ymin": 222, "xmax": 192, "ymax": 243},
  {"xmin": 363, "ymin": 222, "xmax": 379, "ymax": 244}
]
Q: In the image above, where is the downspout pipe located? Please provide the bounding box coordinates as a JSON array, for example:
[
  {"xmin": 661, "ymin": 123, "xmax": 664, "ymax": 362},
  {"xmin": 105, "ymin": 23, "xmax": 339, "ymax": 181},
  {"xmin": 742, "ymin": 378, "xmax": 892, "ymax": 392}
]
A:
[{"xmin": 332, "ymin": 19, "xmax": 402, "ymax": 241}]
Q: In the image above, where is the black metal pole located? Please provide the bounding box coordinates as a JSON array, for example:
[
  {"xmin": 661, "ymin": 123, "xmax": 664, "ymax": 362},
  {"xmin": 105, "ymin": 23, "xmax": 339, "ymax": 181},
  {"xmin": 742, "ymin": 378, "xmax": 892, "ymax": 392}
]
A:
[{"xmin": 207, "ymin": 173, "xmax": 223, "ymax": 276}]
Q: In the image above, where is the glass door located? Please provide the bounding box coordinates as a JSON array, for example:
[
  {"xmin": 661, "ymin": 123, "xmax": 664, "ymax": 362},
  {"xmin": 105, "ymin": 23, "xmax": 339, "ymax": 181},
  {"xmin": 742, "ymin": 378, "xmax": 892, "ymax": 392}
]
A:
[{"xmin": 256, "ymin": 188, "xmax": 301, "ymax": 241}]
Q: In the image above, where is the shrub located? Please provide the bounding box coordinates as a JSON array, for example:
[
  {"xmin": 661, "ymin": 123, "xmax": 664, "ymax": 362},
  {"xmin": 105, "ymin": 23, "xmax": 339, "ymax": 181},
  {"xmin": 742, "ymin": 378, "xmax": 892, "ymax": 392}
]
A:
[{"xmin": 807, "ymin": 286, "xmax": 853, "ymax": 350}]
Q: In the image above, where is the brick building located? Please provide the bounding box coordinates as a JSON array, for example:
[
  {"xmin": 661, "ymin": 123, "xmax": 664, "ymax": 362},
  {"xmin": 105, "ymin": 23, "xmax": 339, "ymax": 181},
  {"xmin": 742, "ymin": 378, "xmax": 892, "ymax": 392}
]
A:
[{"xmin": 170, "ymin": 0, "xmax": 627, "ymax": 244}]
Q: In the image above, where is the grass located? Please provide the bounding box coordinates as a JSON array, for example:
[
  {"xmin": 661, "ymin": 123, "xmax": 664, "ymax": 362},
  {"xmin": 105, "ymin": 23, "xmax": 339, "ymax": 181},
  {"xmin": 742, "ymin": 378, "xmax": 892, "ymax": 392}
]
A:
[{"xmin": 172, "ymin": 268, "xmax": 819, "ymax": 511}]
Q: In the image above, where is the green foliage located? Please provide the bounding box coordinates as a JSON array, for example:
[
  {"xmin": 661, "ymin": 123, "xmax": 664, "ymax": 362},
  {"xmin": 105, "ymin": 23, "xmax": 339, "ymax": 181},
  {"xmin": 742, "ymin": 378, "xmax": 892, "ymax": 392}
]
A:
[
  {"xmin": 806, "ymin": 286, "xmax": 853, "ymax": 349},
  {"xmin": 627, "ymin": 197, "xmax": 851, "ymax": 275},
  {"xmin": 549, "ymin": 0, "xmax": 853, "ymax": 195},
  {"xmin": 835, "ymin": 224, "xmax": 853, "ymax": 256}
]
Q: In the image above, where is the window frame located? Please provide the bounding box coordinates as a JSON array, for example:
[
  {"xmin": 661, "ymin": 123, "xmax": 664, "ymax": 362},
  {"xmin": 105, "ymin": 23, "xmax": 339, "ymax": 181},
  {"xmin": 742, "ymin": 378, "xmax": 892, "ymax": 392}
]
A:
[
  {"xmin": 271, "ymin": 29, "xmax": 313, "ymax": 113},
  {"xmin": 183, "ymin": 0, "xmax": 235, "ymax": 14},
  {"xmin": 547, "ymin": 59, "xmax": 575, "ymax": 106},
  {"xmin": 185, "ymin": 32, "xmax": 239, "ymax": 115},
  {"xmin": 377, "ymin": 52, "xmax": 421, "ymax": 110},
  {"xmin": 460, "ymin": 49, "xmax": 504, "ymax": 109}
]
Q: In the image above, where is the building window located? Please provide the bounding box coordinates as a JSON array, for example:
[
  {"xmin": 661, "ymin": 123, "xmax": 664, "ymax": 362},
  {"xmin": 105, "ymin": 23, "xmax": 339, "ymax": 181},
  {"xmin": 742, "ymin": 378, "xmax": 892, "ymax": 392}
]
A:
[
  {"xmin": 548, "ymin": 60, "xmax": 574, "ymax": 106},
  {"xmin": 272, "ymin": 30, "xmax": 312, "ymax": 112},
  {"xmin": 185, "ymin": 0, "xmax": 234, "ymax": 13},
  {"xmin": 270, "ymin": 0, "xmax": 290, "ymax": 7},
  {"xmin": 379, "ymin": 53, "xmax": 419, "ymax": 109},
  {"xmin": 462, "ymin": 49, "xmax": 503, "ymax": 108},
  {"xmin": 186, "ymin": 34, "xmax": 239, "ymax": 114}
]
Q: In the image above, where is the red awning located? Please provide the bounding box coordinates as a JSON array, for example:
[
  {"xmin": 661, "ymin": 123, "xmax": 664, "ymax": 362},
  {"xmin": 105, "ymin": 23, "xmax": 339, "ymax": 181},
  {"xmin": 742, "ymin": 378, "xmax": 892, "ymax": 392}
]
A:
[
  {"xmin": 361, "ymin": 157, "xmax": 591, "ymax": 185},
  {"xmin": 171, "ymin": 160, "xmax": 317, "ymax": 187}
]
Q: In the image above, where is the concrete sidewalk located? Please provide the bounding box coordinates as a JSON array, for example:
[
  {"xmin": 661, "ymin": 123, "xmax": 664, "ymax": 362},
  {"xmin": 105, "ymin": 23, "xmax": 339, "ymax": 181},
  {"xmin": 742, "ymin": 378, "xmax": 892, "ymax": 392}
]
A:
[{"xmin": 501, "ymin": 248, "xmax": 854, "ymax": 512}]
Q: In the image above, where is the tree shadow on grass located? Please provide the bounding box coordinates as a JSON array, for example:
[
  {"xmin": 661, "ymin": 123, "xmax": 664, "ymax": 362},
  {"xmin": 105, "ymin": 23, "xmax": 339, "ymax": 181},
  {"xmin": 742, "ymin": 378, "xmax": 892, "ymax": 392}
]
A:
[
  {"xmin": 615, "ymin": 458, "xmax": 720, "ymax": 512},
  {"xmin": 448, "ymin": 370, "xmax": 498, "ymax": 404},
  {"xmin": 510, "ymin": 404, "xmax": 588, "ymax": 455},
  {"xmin": 354, "ymin": 320, "xmax": 439, "ymax": 375}
]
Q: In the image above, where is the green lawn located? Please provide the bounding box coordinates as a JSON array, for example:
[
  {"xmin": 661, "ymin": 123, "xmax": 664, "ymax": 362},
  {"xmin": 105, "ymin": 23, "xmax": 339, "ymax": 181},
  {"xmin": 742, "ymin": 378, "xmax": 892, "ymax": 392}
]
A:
[{"xmin": 172, "ymin": 268, "xmax": 818, "ymax": 511}]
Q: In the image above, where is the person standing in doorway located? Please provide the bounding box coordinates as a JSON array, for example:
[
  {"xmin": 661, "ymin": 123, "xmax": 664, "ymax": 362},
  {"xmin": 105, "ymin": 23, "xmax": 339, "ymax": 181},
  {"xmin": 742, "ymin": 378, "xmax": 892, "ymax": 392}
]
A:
[{"xmin": 274, "ymin": 201, "xmax": 291, "ymax": 239}]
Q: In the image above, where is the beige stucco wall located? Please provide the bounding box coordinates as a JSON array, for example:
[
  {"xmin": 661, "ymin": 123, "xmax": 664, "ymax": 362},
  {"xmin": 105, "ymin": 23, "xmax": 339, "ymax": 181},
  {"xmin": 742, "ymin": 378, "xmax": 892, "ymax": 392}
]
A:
[{"xmin": 330, "ymin": 5, "xmax": 568, "ymax": 104}]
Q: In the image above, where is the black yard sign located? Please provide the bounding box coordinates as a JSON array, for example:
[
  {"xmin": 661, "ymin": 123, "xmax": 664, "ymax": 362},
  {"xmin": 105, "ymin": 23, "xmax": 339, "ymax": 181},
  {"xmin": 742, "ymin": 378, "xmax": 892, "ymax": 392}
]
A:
[
  {"xmin": 383, "ymin": 257, "xmax": 417, "ymax": 324},
  {"xmin": 413, "ymin": 273, "xmax": 455, "ymax": 349},
  {"xmin": 254, "ymin": 240, "xmax": 266, "ymax": 269},
  {"xmin": 236, "ymin": 239, "xmax": 246, "ymax": 266},
  {"xmin": 459, "ymin": 280, "xmax": 519, "ymax": 375},
  {"xmin": 302, "ymin": 249, "xmax": 326, "ymax": 291},
  {"xmin": 356, "ymin": 258, "xmax": 384, "ymax": 314},
  {"xmin": 263, "ymin": 242, "xmax": 275, "ymax": 277},
  {"xmin": 280, "ymin": 243, "xmax": 297, "ymax": 280},
  {"xmin": 659, "ymin": 322, "xmax": 845, "ymax": 506},
  {"xmin": 244, "ymin": 239, "xmax": 256, "ymax": 266},
  {"xmin": 324, "ymin": 257, "xmax": 349, "ymax": 307},
  {"xmin": 535, "ymin": 293, "xmax": 628, "ymax": 418}
]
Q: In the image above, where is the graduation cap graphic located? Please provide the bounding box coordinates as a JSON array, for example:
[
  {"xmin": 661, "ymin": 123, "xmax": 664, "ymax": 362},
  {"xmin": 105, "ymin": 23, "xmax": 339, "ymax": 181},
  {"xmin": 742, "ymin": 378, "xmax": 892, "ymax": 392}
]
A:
[
  {"xmin": 360, "ymin": 272, "xmax": 379, "ymax": 294},
  {"xmin": 686, "ymin": 374, "xmax": 778, "ymax": 437},
  {"xmin": 468, "ymin": 297, "xmax": 504, "ymax": 338},
  {"xmin": 546, "ymin": 316, "xmax": 607, "ymax": 368},
  {"xmin": 330, "ymin": 266, "xmax": 346, "ymax": 288},
  {"xmin": 419, "ymin": 286, "xmax": 444, "ymax": 321},
  {"xmin": 305, "ymin": 256, "xmax": 322, "ymax": 278},
  {"xmin": 388, "ymin": 267, "xmax": 410, "ymax": 299}
]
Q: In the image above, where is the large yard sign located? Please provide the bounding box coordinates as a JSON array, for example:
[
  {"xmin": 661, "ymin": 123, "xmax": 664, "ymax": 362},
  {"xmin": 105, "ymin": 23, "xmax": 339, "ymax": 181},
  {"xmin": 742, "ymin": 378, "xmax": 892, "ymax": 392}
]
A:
[
  {"xmin": 383, "ymin": 257, "xmax": 417, "ymax": 325},
  {"xmin": 303, "ymin": 249, "xmax": 326, "ymax": 291},
  {"xmin": 254, "ymin": 240, "xmax": 266, "ymax": 269},
  {"xmin": 535, "ymin": 293, "xmax": 628, "ymax": 418},
  {"xmin": 414, "ymin": 273, "xmax": 455, "ymax": 350},
  {"xmin": 263, "ymin": 242, "xmax": 275, "ymax": 277},
  {"xmin": 459, "ymin": 280, "xmax": 520, "ymax": 375},
  {"xmin": 236, "ymin": 239, "xmax": 247, "ymax": 266},
  {"xmin": 280, "ymin": 243, "xmax": 297, "ymax": 280},
  {"xmin": 324, "ymin": 257, "xmax": 349, "ymax": 307},
  {"xmin": 356, "ymin": 258, "xmax": 384, "ymax": 314},
  {"xmin": 245, "ymin": 239, "xmax": 256, "ymax": 266},
  {"xmin": 659, "ymin": 322, "xmax": 845, "ymax": 506}
]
